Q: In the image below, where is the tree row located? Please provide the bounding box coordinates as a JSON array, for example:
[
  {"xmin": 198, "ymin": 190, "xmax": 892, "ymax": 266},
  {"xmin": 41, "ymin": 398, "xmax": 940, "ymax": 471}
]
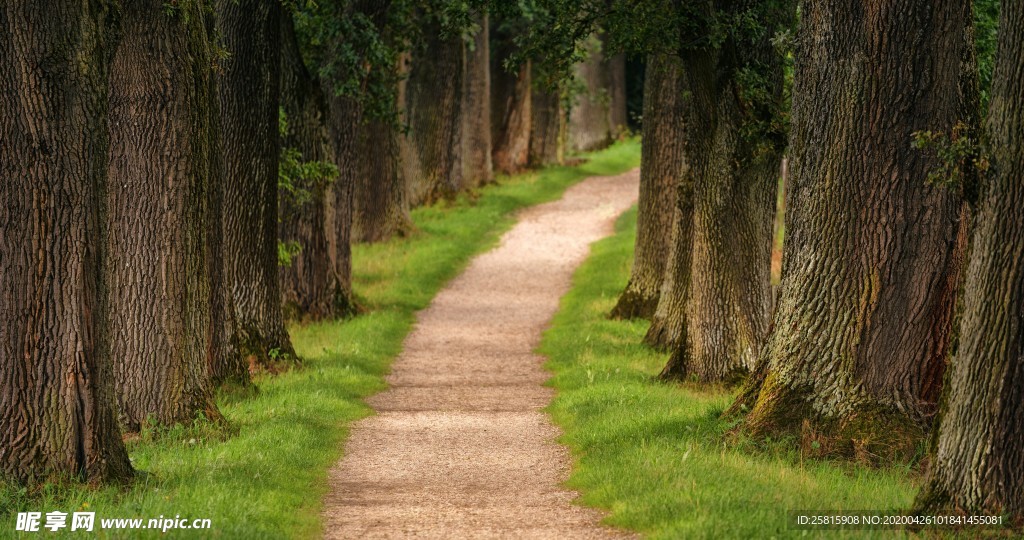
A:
[
  {"xmin": 0, "ymin": 0, "xmax": 627, "ymax": 485},
  {"xmin": 535, "ymin": 0, "xmax": 1021, "ymax": 523}
]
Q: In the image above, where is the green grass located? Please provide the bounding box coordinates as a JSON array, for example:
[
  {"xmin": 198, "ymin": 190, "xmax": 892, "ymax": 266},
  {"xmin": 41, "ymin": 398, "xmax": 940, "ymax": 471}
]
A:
[
  {"xmin": 0, "ymin": 139, "xmax": 640, "ymax": 539},
  {"xmin": 539, "ymin": 205, "xmax": 920, "ymax": 539}
]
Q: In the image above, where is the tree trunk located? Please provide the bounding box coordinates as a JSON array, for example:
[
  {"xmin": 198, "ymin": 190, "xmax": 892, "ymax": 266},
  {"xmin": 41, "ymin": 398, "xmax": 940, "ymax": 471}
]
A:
[
  {"xmin": 461, "ymin": 13, "xmax": 493, "ymax": 188},
  {"xmin": 735, "ymin": 0, "xmax": 976, "ymax": 460},
  {"xmin": 0, "ymin": 0, "xmax": 133, "ymax": 484},
  {"xmin": 345, "ymin": 84, "xmax": 414, "ymax": 243},
  {"xmin": 401, "ymin": 28, "xmax": 464, "ymax": 206},
  {"xmin": 529, "ymin": 85, "xmax": 563, "ymax": 166},
  {"xmin": 567, "ymin": 34, "xmax": 613, "ymax": 153},
  {"xmin": 914, "ymin": 1, "xmax": 1024, "ymax": 522},
  {"xmin": 335, "ymin": 1, "xmax": 412, "ymax": 244},
  {"xmin": 208, "ymin": 166, "xmax": 249, "ymax": 385},
  {"xmin": 662, "ymin": 17, "xmax": 785, "ymax": 383},
  {"xmin": 611, "ymin": 54, "xmax": 685, "ymax": 320},
  {"xmin": 279, "ymin": 14, "xmax": 354, "ymax": 320},
  {"xmin": 491, "ymin": 20, "xmax": 532, "ymax": 174},
  {"xmin": 106, "ymin": 0, "xmax": 224, "ymax": 429},
  {"xmin": 217, "ymin": 0, "xmax": 296, "ymax": 365},
  {"xmin": 326, "ymin": 95, "xmax": 360, "ymax": 295},
  {"xmin": 645, "ymin": 173, "xmax": 695, "ymax": 353},
  {"xmin": 608, "ymin": 52, "xmax": 628, "ymax": 135},
  {"xmin": 207, "ymin": 20, "xmax": 247, "ymax": 388}
]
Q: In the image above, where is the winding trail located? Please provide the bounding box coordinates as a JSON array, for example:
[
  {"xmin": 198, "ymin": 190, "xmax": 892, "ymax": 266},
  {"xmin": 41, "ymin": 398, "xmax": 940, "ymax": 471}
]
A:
[{"xmin": 323, "ymin": 169, "xmax": 640, "ymax": 539}]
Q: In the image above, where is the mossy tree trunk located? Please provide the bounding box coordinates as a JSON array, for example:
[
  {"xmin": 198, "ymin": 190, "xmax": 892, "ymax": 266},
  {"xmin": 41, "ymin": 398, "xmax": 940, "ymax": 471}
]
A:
[
  {"xmin": 914, "ymin": 1, "xmax": 1024, "ymax": 522},
  {"xmin": 461, "ymin": 12, "xmax": 493, "ymax": 188},
  {"xmin": 611, "ymin": 54, "xmax": 685, "ymax": 320},
  {"xmin": 0, "ymin": 0, "xmax": 133, "ymax": 484},
  {"xmin": 279, "ymin": 14, "xmax": 354, "ymax": 320},
  {"xmin": 735, "ymin": 0, "xmax": 976, "ymax": 460},
  {"xmin": 491, "ymin": 17, "xmax": 532, "ymax": 174},
  {"xmin": 217, "ymin": 0, "xmax": 296, "ymax": 365},
  {"xmin": 106, "ymin": 0, "xmax": 224, "ymax": 429},
  {"xmin": 401, "ymin": 26, "xmax": 465, "ymax": 206}
]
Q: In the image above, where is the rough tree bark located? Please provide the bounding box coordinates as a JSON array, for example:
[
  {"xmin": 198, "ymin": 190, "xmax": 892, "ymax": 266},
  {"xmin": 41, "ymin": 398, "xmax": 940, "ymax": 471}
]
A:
[
  {"xmin": 734, "ymin": 0, "xmax": 976, "ymax": 459},
  {"xmin": 914, "ymin": 1, "xmax": 1024, "ymax": 522},
  {"xmin": 279, "ymin": 15, "xmax": 354, "ymax": 320},
  {"xmin": 401, "ymin": 27, "xmax": 465, "ymax": 206},
  {"xmin": 461, "ymin": 13, "xmax": 493, "ymax": 188},
  {"xmin": 326, "ymin": 95, "xmax": 361, "ymax": 288},
  {"xmin": 611, "ymin": 54, "xmax": 685, "ymax": 320},
  {"xmin": 491, "ymin": 18, "xmax": 532, "ymax": 174},
  {"xmin": 644, "ymin": 177, "xmax": 695, "ymax": 354},
  {"xmin": 661, "ymin": 14, "xmax": 786, "ymax": 383},
  {"xmin": 567, "ymin": 34, "xmax": 613, "ymax": 153},
  {"xmin": 208, "ymin": 30, "xmax": 247, "ymax": 388},
  {"xmin": 529, "ymin": 85, "xmax": 563, "ymax": 166},
  {"xmin": 0, "ymin": 0, "xmax": 133, "ymax": 483},
  {"xmin": 345, "ymin": 75, "xmax": 414, "ymax": 243},
  {"xmin": 106, "ymin": 0, "xmax": 224, "ymax": 429},
  {"xmin": 208, "ymin": 210, "xmax": 248, "ymax": 387},
  {"xmin": 320, "ymin": 1, "xmax": 411, "ymax": 244},
  {"xmin": 217, "ymin": 0, "xmax": 296, "ymax": 365}
]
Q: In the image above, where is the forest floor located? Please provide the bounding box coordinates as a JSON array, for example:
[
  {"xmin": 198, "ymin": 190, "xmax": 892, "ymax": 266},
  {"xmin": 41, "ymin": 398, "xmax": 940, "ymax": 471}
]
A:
[{"xmin": 322, "ymin": 169, "xmax": 640, "ymax": 538}]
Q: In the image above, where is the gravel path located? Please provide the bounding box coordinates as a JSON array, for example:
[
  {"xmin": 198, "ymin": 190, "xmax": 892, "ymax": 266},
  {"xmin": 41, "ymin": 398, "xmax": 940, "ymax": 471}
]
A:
[{"xmin": 323, "ymin": 169, "xmax": 640, "ymax": 539}]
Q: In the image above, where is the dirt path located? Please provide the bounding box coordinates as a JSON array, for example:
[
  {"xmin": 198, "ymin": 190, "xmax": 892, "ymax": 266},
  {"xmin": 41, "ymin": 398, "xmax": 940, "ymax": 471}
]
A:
[{"xmin": 323, "ymin": 169, "xmax": 640, "ymax": 539}]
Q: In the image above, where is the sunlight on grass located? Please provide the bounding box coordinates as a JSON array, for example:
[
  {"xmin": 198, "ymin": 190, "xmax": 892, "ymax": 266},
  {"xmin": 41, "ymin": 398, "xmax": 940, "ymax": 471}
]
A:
[
  {"xmin": 0, "ymin": 140, "xmax": 640, "ymax": 539},
  {"xmin": 539, "ymin": 206, "xmax": 919, "ymax": 539}
]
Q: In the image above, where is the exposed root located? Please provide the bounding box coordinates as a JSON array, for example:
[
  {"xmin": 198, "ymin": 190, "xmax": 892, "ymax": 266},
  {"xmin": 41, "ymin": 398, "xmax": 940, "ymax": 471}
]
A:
[{"xmin": 730, "ymin": 371, "xmax": 925, "ymax": 465}]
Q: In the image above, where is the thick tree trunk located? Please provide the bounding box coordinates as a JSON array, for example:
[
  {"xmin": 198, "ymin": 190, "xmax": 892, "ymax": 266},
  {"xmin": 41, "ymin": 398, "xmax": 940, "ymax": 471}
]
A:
[
  {"xmin": 491, "ymin": 20, "xmax": 532, "ymax": 174},
  {"xmin": 529, "ymin": 85, "xmax": 563, "ymax": 166},
  {"xmin": 337, "ymin": 1, "xmax": 412, "ymax": 244},
  {"xmin": 611, "ymin": 54, "xmax": 685, "ymax": 319},
  {"xmin": 461, "ymin": 13, "xmax": 493, "ymax": 188},
  {"xmin": 325, "ymin": 95, "xmax": 359, "ymax": 295},
  {"xmin": 401, "ymin": 28, "xmax": 465, "ymax": 206},
  {"xmin": 661, "ymin": 24, "xmax": 784, "ymax": 383},
  {"xmin": 209, "ymin": 175, "xmax": 249, "ymax": 385},
  {"xmin": 680, "ymin": 99, "xmax": 776, "ymax": 383},
  {"xmin": 345, "ymin": 87, "xmax": 413, "ymax": 243},
  {"xmin": 279, "ymin": 15, "xmax": 354, "ymax": 320},
  {"xmin": 106, "ymin": 1, "xmax": 223, "ymax": 429},
  {"xmin": 645, "ymin": 175, "xmax": 695, "ymax": 353},
  {"xmin": 217, "ymin": 0, "xmax": 296, "ymax": 365},
  {"xmin": 735, "ymin": 0, "xmax": 975, "ymax": 460},
  {"xmin": 0, "ymin": 0, "xmax": 133, "ymax": 484},
  {"xmin": 208, "ymin": 38, "xmax": 247, "ymax": 388},
  {"xmin": 567, "ymin": 34, "xmax": 613, "ymax": 153},
  {"xmin": 205, "ymin": 2, "xmax": 247, "ymax": 388},
  {"xmin": 914, "ymin": 2, "xmax": 1024, "ymax": 522}
]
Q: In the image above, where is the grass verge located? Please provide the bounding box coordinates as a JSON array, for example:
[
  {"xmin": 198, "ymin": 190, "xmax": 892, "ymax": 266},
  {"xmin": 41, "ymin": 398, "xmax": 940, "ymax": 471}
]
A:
[
  {"xmin": 0, "ymin": 140, "xmax": 640, "ymax": 539},
  {"xmin": 539, "ymin": 205, "xmax": 920, "ymax": 539}
]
